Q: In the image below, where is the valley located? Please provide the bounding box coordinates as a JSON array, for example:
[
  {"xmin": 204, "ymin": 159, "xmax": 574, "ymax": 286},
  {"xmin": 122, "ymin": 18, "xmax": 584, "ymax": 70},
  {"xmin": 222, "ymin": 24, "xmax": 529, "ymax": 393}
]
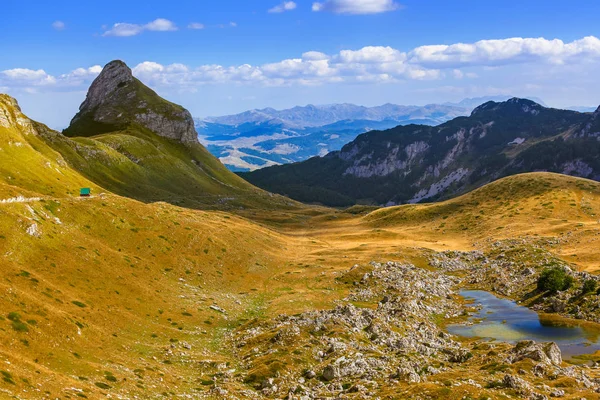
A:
[{"xmin": 2, "ymin": 61, "xmax": 600, "ymax": 399}]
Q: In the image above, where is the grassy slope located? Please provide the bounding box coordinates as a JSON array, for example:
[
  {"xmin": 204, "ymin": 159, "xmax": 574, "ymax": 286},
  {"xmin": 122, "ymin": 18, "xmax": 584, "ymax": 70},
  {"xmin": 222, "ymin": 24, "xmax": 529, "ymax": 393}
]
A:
[
  {"xmin": 0, "ymin": 97, "xmax": 337, "ymax": 398},
  {"xmin": 3, "ymin": 95, "xmax": 600, "ymax": 398},
  {"xmin": 40, "ymin": 121, "xmax": 298, "ymax": 211}
]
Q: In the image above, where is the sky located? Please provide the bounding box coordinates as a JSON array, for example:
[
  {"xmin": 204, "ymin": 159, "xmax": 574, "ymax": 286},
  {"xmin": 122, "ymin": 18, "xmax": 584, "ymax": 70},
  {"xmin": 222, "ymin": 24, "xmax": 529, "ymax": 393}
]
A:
[{"xmin": 1, "ymin": 0, "xmax": 600, "ymax": 129}]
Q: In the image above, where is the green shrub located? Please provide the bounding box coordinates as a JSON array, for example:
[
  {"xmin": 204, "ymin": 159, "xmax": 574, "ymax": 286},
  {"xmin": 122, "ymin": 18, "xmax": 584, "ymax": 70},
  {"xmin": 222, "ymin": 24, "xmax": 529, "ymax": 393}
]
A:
[
  {"xmin": 537, "ymin": 267, "xmax": 573, "ymax": 294},
  {"xmin": 7, "ymin": 312, "xmax": 21, "ymax": 322},
  {"xmin": 582, "ymin": 279, "xmax": 598, "ymax": 294},
  {"xmin": 94, "ymin": 382, "xmax": 111, "ymax": 389},
  {"xmin": 11, "ymin": 321, "xmax": 29, "ymax": 332}
]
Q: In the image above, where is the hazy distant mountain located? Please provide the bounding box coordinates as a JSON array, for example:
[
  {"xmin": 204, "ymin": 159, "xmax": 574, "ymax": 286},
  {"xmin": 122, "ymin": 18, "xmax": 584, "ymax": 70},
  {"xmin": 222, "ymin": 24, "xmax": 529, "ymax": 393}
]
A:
[
  {"xmin": 198, "ymin": 97, "xmax": 598, "ymax": 173},
  {"xmin": 203, "ymin": 103, "xmax": 469, "ymax": 129},
  {"xmin": 197, "ymin": 102, "xmax": 483, "ymax": 171},
  {"xmin": 241, "ymin": 98, "xmax": 600, "ymax": 207}
]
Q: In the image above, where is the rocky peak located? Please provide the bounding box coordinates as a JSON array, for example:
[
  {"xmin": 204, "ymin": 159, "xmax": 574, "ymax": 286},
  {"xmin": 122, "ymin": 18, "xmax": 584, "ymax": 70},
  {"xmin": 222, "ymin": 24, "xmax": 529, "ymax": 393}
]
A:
[
  {"xmin": 79, "ymin": 60, "xmax": 134, "ymax": 112},
  {"xmin": 0, "ymin": 94, "xmax": 36, "ymax": 135},
  {"xmin": 63, "ymin": 60, "xmax": 198, "ymax": 144}
]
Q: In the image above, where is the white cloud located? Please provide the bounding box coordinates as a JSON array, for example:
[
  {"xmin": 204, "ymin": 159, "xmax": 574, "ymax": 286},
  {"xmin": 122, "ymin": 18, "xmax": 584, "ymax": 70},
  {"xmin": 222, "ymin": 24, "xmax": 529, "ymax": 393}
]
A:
[
  {"xmin": 2, "ymin": 68, "xmax": 54, "ymax": 84},
  {"xmin": 145, "ymin": 18, "xmax": 178, "ymax": 32},
  {"xmin": 452, "ymin": 69, "xmax": 464, "ymax": 79},
  {"xmin": 102, "ymin": 23, "xmax": 144, "ymax": 37},
  {"xmin": 268, "ymin": 1, "xmax": 297, "ymax": 13},
  {"xmin": 188, "ymin": 22, "xmax": 205, "ymax": 30},
  {"xmin": 312, "ymin": 0, "xmax": 399, "ymax": 14},
  {"xmin": 338, "ymin": 46, "xmax": 404, "ymax": 63},
  {"xmin": 52, "ymin": 21, "xmax": 66, "ymax": 31},
  {"xmin": 3, "ymin": 36, "xmax": 600, "ymax": 95},
  {"xmin": 409, "ymin": 36, "xmax": 600, "ymax": 68},
  {"xmin": 0, "ymin": 65, "xmax": 103, "ymax": 90},
  {"xmin": 102, "ymin": 18, "xmax": 178, "ymax": 37},
  {"xmin": 302, "ymin": 51, "xmax": 330, "ymax": 61}
]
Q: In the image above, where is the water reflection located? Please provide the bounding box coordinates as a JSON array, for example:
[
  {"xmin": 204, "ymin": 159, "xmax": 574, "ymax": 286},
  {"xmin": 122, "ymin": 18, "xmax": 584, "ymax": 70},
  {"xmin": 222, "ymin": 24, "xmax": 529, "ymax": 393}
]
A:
[{"xmin": 447, "ymin": 290, "xmax": 600, "ymax": 359}]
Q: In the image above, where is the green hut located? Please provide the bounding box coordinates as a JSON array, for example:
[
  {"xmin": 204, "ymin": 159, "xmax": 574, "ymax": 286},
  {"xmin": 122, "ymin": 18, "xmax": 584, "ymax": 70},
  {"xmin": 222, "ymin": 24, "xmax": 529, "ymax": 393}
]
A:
[{"xmin": 80, "ymin": 188, "xmax": 91, "ymax": 197}]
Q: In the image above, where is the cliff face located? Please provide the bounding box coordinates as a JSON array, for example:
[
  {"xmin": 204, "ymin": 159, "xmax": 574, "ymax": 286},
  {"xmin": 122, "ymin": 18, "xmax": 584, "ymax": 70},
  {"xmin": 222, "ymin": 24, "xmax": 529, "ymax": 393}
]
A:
[
  {"xmin": 241, "ymin": 98, "xmax": 600, "ymax": 207},
  {"xmin": 63, "ymin": 60, "xmax": 198, "ymax": 144}
]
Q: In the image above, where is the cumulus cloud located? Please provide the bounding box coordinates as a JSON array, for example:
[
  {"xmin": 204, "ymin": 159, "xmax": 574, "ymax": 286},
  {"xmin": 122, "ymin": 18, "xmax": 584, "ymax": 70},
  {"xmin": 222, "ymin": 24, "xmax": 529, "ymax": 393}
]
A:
[
  {"xmin": 188, "ymin": 22, "xmax": 205, "ymax": 30},
  {"xmin": 409, "ymin": 36, "xmax": 600, "ymax": 68},
  {"xmin": 102, "ymin": 18, "xmax": 178, "ymax": 37},
  {"xmin": 52, "ymin": 21, "xmax": 66, "ymax": 31},
  {"xmin": 302, "ymin": 51, "xmax": 330, "ymax": 61},
  {"xmin": 0, "ymin": 65, "xmax": 102, "ymax": 89},
  {"xmin": 144, "ymin": 18, "xmax": 178, "ymax": 31},
  {"xmin": 312, "ymin": 0, "xmax": 399, "ymax": 14},
  {"xmin": 269, "ymin": 1, "xmax": 297, "ymax": 13},
  {"xmin": 3, "ymin": 36, "xmax": 600, "ymax": 94}
]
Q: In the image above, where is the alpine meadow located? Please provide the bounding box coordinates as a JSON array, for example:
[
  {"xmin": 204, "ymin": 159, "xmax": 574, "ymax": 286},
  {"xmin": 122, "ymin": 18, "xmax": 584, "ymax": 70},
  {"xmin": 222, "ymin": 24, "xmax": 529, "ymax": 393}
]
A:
[{"xmin": 2, "ymin": 1, "xmax": 600, "ymax": 399}]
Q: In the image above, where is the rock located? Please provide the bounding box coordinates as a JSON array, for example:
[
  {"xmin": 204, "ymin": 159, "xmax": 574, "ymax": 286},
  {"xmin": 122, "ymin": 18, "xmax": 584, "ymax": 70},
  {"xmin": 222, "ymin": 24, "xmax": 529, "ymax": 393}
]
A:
[
  {"xmin": 396, "ymin": 367, "xmax": 420, "ymax": 383},
  {"xmin": 64, "ymin": 60, "xmax": 198, "ymax": 144},
  {"xmin": 542, "ymin": 342, "xmax": 562, "ymax": 366},
  {"xmin": 322, "ymin": 365, "xmax": 340, "ymax": 381},
  {"xmin": 549, "ymin": 298, "xmax": 566, "ymax": 313},
  {"xmin": 509, "ymin": 341, "xmax": 562, "ymax": 366},
  {"xmin": 210, "ymin": 305, "xmax": 226, "ymax": 313},
  {"xmin": 304, "ymin": 370, "xmax": 316, "ymax": 379},
  {"xmin": 503, "ymin": 374, "xmax": 528, "ymax": 390},
  {"xmin": 26, "ymin": 223, "xmax": 41, "ymax": 237},
  {"xmin": 550, "ymin": 389, "xmax": 565, "ymax": 397}
]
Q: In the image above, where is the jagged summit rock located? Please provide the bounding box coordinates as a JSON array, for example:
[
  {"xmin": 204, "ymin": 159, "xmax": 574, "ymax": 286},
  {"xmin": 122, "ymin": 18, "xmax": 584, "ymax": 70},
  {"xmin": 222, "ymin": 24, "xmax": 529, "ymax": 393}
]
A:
[{"xmin": 63, "ymin": 60, "xmax": 198, "ymax": 144}]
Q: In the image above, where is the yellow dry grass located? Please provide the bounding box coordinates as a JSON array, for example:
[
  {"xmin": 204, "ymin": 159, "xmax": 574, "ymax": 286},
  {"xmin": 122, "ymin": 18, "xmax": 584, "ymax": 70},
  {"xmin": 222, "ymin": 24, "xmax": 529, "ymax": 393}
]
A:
[{"xmin": 2, "ymin": 99, "xmax": 600, "ymax": 397}]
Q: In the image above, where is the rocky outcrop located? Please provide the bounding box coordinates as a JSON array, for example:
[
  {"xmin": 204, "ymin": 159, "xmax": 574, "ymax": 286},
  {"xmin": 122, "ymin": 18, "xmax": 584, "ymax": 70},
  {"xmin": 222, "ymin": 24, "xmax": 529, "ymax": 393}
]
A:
[
  {"xmin": 223, "ymin": 257, "xmax": 600, "ymax": 399},
  {"xmin": 64, "ymin": 60, "xmax": 198, "ymax": 144},
  {"xmin": 509, "ymin": 340, "xmax": 562, "ymax": 366},
  {"xmin": 0, "ymin": 94, "xmax": 37, "ymax": 135}
]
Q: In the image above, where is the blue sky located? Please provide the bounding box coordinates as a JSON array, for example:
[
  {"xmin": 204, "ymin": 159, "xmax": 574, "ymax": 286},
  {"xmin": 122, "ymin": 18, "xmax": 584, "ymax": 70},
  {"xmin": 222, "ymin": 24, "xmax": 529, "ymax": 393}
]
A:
[{"xmin": 1, "ymin": 0, "xmax": 600, "ymax": 128}]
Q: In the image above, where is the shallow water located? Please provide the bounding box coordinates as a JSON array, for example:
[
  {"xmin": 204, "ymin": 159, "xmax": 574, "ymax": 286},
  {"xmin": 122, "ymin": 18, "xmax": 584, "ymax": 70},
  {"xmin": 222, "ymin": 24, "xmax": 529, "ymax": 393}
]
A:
[{"xmin": 447, "ymin": 290, "xmax": 600, "ymax": 359}]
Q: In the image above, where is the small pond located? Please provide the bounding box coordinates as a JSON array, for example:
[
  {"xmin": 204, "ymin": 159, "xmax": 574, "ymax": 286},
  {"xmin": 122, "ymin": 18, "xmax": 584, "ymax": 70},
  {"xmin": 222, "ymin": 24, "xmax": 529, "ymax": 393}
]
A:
[{"xmin": 447, "ymin": 290, "xmax": 600, "ymax": 360}]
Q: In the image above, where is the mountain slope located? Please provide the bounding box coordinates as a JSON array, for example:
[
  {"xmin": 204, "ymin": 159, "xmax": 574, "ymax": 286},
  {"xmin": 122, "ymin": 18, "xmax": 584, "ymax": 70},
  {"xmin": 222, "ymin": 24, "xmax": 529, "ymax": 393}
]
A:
[
  {"xmin": 199, "ymin": 102, "xmax": 473, "ymax": 171},
  {"xmin": 241, "ymin": 98, "xmax": 599, "ymax": 206},
  {"xmin": 40, "ymin": 60, "xmax": 292, "ymax": 210},
  {"xmin": 0, "ymin": 94, "xmax": 97, "ymax": 197}
]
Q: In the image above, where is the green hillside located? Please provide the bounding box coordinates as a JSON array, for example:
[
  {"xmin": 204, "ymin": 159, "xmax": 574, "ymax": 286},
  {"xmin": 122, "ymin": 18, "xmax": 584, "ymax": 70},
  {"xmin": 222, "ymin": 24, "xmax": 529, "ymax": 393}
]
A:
[{"xmin": 35, "ymin": 61, "xmax": 295, "ymax": 210}]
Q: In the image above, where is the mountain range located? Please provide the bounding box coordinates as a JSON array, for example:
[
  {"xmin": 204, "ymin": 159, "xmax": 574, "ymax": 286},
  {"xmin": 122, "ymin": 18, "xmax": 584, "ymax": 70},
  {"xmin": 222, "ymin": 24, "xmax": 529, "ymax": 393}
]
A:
[
  {"xmin": 241, "ymin": 98, "xmax": 600, "ymax": 206},
  {"xmin": 197, "ymin": 102, "xmax": 479, "ymax": 172},
  {"xmin": 196, "ymin": 96, "xmax": 588, "ymax": 172}
]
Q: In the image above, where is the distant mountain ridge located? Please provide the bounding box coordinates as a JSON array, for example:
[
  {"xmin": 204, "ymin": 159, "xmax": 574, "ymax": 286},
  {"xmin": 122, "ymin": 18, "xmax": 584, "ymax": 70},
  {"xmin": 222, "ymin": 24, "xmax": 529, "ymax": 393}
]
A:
[
  {"xmin": 241, "ymin": 98, "xmax": 600, "ymax": 206},
  {"xmin": 203, "ymin": 102, "xmax": 469, "ymax": 128},
  {"xmin": 198, "ymin": 101, "xmax": 479, "ymax": 172}
]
